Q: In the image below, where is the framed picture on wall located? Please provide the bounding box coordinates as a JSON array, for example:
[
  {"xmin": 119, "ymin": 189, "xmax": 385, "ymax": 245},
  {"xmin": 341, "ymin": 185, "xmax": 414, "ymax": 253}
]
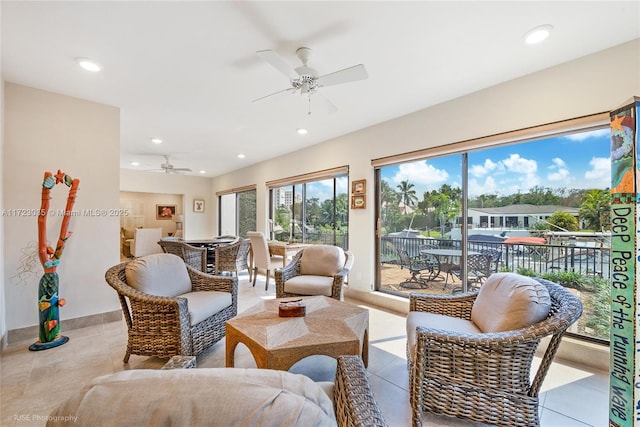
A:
[
  {"xmin": 351, "ymin": 179, "xmax": 366, "ymax": 195},
  {"xmin": 351, "ymin": 195, "xmax": 366, "ymax": 209},
  {"xmin": 156, "ymin": 204, "xmax": 176, "ymax": 220},
  {"xmin": 193, "ymin": 199, "xmax": 205, "ymax": 213}
]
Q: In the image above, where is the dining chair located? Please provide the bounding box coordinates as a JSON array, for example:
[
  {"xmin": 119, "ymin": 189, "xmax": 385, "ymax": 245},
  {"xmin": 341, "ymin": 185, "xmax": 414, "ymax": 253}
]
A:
[
  {"xmin": 214, "ymin": 238, "xmax": 252, "ymax": 280},
  {"xmin": 158, "ymin": 240, "xmax": 208, "ymax": 273},
  {"xmin": 247, "ymin": 231, "xmax": 284, "ymax": 290}
]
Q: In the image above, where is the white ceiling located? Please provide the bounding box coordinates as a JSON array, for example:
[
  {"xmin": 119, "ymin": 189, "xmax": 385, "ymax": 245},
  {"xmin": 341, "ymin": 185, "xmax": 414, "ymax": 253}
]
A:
[{"xmin": 2, "ymin": 1, "xmax": 639, "ymax": 177}]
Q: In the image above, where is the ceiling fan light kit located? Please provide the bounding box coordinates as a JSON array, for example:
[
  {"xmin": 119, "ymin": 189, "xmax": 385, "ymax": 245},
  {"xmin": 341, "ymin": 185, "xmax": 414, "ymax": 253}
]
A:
[{"xmin": 253, "ymin": 47, "xmax": 368, "ymax": 114}]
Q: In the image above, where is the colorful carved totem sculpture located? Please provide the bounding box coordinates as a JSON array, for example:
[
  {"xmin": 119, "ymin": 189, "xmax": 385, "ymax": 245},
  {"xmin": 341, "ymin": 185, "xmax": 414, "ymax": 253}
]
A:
[{"xmin": 28, "ymin": 170, "xmax": 79, "ymax": 351}]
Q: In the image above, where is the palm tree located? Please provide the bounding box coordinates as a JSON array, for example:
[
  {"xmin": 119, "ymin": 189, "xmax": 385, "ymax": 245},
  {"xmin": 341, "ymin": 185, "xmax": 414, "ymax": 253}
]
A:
[
  {"xmin": 396, "ymin": 180, "xmax": 418, "ymax": 214},
  {"xmin": 579, "ymin": 189, "xmax": 610, "ymax": 230}
]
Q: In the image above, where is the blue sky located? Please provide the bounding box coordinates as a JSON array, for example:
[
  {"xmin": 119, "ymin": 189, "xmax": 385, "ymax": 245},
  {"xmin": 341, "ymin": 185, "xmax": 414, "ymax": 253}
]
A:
[{"xmin": 381, "ymin": 128, "xmax": 611, "ymax": 198}]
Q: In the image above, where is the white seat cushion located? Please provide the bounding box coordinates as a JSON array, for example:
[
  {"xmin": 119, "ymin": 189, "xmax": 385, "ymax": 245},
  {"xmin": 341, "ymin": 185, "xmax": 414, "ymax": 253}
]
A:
[
  {"xmin": 178, "ymin": 291, "xmax": 232, "ymax": 326},
  {"xmin": 284, "ymin": 275, "xmax": 334, "ymax": 296},
  {"xmin": 406, "ymin": 311, "xmax": 481, "ymax": 363},
  {"xmin": 471, "ymin": 272, "xmax": 551, "ymax": 333},
  {"xmin": 125, "ymin": 253, "xmax": 191, "ymax": 297},
  {"xmin": 49, "ymin": 368, "xmax": 336, "ymax": 427}
]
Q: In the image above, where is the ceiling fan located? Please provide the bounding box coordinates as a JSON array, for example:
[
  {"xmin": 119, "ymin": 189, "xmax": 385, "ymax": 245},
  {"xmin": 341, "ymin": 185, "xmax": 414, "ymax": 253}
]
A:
[
  {"xmin": 253, "ymin": 47, "xmax": 368, "ymax": 114},
  {"xmin": 154, "ymin": 155, "xmax": 192, "ymax": 174}
]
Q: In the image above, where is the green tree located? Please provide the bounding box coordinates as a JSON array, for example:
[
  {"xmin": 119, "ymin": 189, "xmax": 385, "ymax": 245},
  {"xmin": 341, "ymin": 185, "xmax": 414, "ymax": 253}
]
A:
[
  {"xmin": 396, "ymin": 180, "xmax": 418, "ymax": 214},
  {"xmin": 579, "ymin": 189, "xmax": 610, "ymax": 230},
  {"xmin": 546, "ymin": 211, "xmax": 579, "ymax": 232}
]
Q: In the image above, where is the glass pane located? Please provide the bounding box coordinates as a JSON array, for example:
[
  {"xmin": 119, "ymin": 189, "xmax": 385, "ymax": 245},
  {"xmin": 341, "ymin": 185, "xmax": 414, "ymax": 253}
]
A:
[
  {"xmin": 219, "ymin": 193, "xmax": 236, "ymax": 236},
  {"xmin": 378, "ymin": 155, "xmax": 464, "ymax": 296},
  {"xmin": 272, "ymin": 185, "xmax": 294, "ymax": 242},
  {"xmin": 467, "ymin": 129, "xmax": 610, "ymax": 342},
  {"xmin": 237, "ymin": 189, "xmax": 256, "ymax": 237}
]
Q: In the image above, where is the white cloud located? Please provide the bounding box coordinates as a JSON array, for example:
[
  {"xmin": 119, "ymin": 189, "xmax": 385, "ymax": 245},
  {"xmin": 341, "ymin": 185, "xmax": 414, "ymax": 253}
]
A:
[
  {"xmin": 468, "ymin": 176, "xmax": 497, "ymax": 197},
  {"xmin": 469, "ymin": 158, "xmax": 499, "ymax": 177},
  {"xmin": 548, "ymin": 168, "xmax": 570, "ymax": 181},
  {"xmin": 547, "ymin": 157, "xmax": 569, "ymax": 182},
  {"xmin": 584, "ymin": 156, "xmax": 611, "ymax": 187},
  {"xmin": 563, "ymin": 128, "xmax": 610, "ymax": 141},
  {"xmin": 502, "ymin": 154, "xmax": 537, "ymax": 174},
  {"xmin": 390, "ymin": 161, "xmax": 449, "ymax": 190}
]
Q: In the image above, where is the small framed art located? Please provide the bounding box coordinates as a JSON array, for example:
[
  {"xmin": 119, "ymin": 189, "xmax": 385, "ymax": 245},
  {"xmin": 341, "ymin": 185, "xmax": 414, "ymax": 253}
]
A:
[
  {"xmin": 156, "ymin": 204, "xmax": 176, "ymax": 220},
  {"xmin": 193, "ymin": 199, "xmax": 205, "ymax": 213},
  {"xmin": 351, "ymin": 195, "xmax": 366, "ymax": 209},
  {"xmin": 351, "ymin": 179, "xmax": 366, "ymax": 195}
]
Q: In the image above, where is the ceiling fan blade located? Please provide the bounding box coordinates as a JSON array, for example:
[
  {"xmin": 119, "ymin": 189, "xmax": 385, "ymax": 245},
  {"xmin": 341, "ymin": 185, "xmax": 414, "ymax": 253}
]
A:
[
  {"xmin": 310, "ymin": 91, "xmax": 338, "ymax": 114},
  {"xmin": 252, "ymin": 87, "xmax": 296, "ymax": 103},
  {"xmin": 173, "ymin": 168, "xmax": 192, "ymax": 172},
  {"xmin": 317, "ymin": 64, "xmax": 368, "ymax": 87},
  {"xmin": 256, "ymin": 50, "xmax": 297, "ymax": 78}
]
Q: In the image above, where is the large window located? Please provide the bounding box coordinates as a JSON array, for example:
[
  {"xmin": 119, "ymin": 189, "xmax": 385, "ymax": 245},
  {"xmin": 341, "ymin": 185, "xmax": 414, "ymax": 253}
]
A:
[
  {"xmin": 269, "ymin": 168, "xmax": 348, "ymax": 248},
  {"xmin": 217, "ymin": 187, "xmax": 256, "ymax": 237},
  {"xmin": 375, "ymin": 114, "xmax": 611, "ymax": 343}
]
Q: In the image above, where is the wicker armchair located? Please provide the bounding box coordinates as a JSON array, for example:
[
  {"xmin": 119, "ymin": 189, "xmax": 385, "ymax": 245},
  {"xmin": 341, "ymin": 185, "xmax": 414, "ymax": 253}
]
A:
[
  {"xmin": 407, "ymin": 276, "xmax": 582, "ymax": 427},
  {"xmin": 214, "ymin": 238, "xmax": 251, "ymax": 279},
  {"xmin": 158, "ymin": 239, "xmax": 209, "ymax": 273},
  {"xmin": 275, "ymin": 245, "xmax": 354, "ymax": 301},
  {"xmin": 105, "ymin": 254, "xmax": 238, "ymax": 362}
]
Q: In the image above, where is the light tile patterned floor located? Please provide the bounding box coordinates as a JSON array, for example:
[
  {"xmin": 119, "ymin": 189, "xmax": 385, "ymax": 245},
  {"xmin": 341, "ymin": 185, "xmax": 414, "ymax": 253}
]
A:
[{"xmin": 1, "ymin": 271, "xmax": 608, "ymax": 426}]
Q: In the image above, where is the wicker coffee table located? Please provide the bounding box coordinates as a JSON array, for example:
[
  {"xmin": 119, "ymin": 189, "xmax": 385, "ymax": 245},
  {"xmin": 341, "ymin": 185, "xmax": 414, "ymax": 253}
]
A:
[{"xmin": 225, "ymin": 296, "xmax": 369, "ymax": 371}]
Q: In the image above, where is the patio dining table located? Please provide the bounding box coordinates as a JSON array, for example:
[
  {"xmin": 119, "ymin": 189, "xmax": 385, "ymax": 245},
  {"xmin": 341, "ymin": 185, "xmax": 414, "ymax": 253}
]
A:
[{"xmin": 420, "ymin": 248, "xmax": 481, "ymax": 286}]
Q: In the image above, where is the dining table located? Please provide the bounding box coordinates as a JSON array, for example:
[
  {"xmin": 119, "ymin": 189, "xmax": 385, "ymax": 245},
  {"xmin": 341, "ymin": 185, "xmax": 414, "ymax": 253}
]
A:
[
  {"xmin": 266, "ymin": 241, "xmax": 313, "ymax": 267},
  {"xmin": 419, "ymin": 248, "xmax": 481, "ymax": 286}
]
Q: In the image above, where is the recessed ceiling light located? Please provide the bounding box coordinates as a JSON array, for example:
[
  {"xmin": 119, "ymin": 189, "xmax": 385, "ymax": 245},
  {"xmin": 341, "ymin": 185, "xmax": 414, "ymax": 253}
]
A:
[
  {"xmin": 131, "ymin": 161, "xmax": 140, "ymax": 166},
  {"xmin": 297, "ymin": 128, "xmax": 308, "ymax": 135},
  {"xmin": 523, "ymin": 24, "xmax": 553, "ymax": 45},
  {"xmin": 75, "ymin": 57, "xmax": 102, "ymax": 72},
  {"xmin": 237, "ymin": 154, "xmax": 246, "ymax": 159},
  {"xmin": 151, "ymin": 138, "xmax": 162, "ymax": 144},
  {"xmin": 199, "ymin": 170, "xmax": 206, "ymax": 174}
]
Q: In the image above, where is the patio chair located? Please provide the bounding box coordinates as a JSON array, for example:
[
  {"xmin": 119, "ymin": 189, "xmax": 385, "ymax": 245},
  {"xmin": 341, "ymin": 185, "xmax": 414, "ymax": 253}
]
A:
[
  {"xmin": 450, "ymin": 252, "xmax": 493, "ymax": 293},
  {"xmin": 406, "ymin": 273, "xmax": 582, "ymax": 426},
  {"xmin": 397, "ymin": 249, "xmax": 436, "ymax": 289},
  {"xmin": 105, "ymin": 253, "xmax": 238, "ymax": 362}
]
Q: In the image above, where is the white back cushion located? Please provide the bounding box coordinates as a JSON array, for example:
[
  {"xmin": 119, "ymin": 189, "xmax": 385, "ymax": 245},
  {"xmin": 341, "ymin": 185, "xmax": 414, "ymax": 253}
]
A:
[
  {"xmin": 300, "ymin": 245, "xmax": 345, "ymax": 277},
  {"xmin": 125, "ymin": 253, "xmax": 191, "ymax": 297},
  {"xmin": 471, "ymin": 272, "xmax": 551, "ymax": 333},
  {"xmin": 49, "ymin": 368, "xmax": 336, "ymax": 426}
]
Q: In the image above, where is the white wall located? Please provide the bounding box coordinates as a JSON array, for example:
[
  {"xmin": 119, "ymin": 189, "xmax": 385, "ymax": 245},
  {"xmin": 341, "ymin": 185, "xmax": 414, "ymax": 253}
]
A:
[
  {"xmin": 120, "ymin": 169, "xmax": 214, "ymax": 240},
  {"xmin": 3, "ymin": 83, "xmax": 121, "ymax": 330},
  {"xmin": 211, "ymin": 39, "xmax": 640, "ymax": 294},
  {"xmin": 120, "ymin": 191, "xmax": 184, "ymax": 237}
]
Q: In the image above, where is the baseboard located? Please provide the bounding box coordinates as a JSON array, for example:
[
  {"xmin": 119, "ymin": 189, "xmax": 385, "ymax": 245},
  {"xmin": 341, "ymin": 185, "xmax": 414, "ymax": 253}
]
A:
[
  {"xmin": 5, "ymin": 310, "xmax": 122, "ymax": 346},
  {"xmin": 0, "ymin": 332, "xmax": 7, "ymax": 352}
]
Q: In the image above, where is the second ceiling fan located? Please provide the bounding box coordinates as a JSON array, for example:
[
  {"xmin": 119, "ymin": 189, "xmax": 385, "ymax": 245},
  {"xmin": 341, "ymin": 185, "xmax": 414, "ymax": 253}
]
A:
[{"xmin": 253, "ymin": 47, "xmax": 368, "ymax": 114}]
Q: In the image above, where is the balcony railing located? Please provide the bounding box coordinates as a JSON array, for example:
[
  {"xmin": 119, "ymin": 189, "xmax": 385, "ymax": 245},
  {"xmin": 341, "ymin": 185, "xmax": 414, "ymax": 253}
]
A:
[{"xmin": 380, "ymin": 236, "xmax": 610, "ymax": 279}]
